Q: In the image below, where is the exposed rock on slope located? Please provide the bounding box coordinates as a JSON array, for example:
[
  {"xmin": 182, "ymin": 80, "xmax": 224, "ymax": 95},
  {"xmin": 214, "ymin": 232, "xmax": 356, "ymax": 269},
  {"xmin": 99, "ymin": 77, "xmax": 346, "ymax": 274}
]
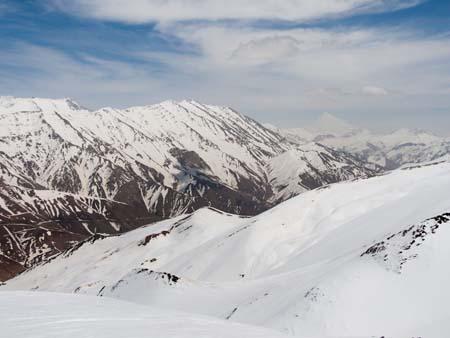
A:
[
  {"xmin": 0, "ymin": 97, "xmax": 376, "ymax": 280},
  {"xmin": 0, "ymin": 181, "xmax": 152, "ymax": 281}
]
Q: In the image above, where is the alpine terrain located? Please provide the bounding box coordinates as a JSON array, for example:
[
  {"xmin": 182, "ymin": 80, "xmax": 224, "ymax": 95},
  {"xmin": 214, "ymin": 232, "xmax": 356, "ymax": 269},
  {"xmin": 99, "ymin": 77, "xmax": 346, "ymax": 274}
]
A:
[
  {"xmin": 0, "ymin": 97, "xmax": 377, "ymax": 280},
  {"xmin": 273, "ymin": 112, "xmax": 450, "ymax": 169},
  {"xmin": 3, "ymin": 0, "xmax": 450, "ymax": 336},
  {"xmin": 3, "ymin": 161, "xmax": 450, "ymax": 337}
]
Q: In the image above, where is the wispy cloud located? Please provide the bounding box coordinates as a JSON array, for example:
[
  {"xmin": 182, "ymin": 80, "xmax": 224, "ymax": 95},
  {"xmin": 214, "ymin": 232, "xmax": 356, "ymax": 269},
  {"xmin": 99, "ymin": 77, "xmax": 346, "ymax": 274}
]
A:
[
  {"xmin": 230, "ymin": 36, "xmax": 302, "ymax": 65},
  {"xmin": 2, "ymin": 0, "xmax": 450, "ymax": 134},
  {"xmin": 48, "ymin": 0, "xmax": 424, "ymax": 23},
  {"xmin": 157, "ymin": 22, "xmax": 450, "ymax": 86},
  {"xmin": 362, "ymin": 86, "xmax": 389, "ymax": 96},
  {"xmin": 0, "ymin": 43, "xmax": 174, "ymax": 108}
]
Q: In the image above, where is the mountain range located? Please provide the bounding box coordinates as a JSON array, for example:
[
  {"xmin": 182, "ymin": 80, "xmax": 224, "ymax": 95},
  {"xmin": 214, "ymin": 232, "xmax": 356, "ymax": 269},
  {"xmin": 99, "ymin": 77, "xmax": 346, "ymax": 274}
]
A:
[
  {"xmin": 0, "ymin": 97, "xmax": 376, "ymax": 280},
  {"xmin": 2, "ymin": 97, "xmax": 450, "ymax": 337},
  {"xmin": 272, "ymin": 112, "xmax": 450, "ymax": 169}
]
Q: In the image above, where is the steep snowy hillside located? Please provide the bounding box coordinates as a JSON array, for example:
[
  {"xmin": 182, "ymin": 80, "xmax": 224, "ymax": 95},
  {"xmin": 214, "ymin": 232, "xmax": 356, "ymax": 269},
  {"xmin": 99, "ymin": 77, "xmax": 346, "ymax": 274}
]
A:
[
  {"xmin": 0, "ymin": 97, "xmax": 271, "ymax": 217},
  {"xmin": 267, "ymin": 143, "xmax": 379, "ymax": 203},
  {"xmin": 0, "ymin": 97, "xmax": 375, "ymax": 214},
  {"xmin": 0, "ymin": 292, "xmax": 289, "ymax": 338},
  {"xmin": 0, "ymin": 96, "xmax": 376, "ymax": 279},
  {"xmin": 4, "ymin": 162, "xmax": 450, "ymax": 337},
  {"xmin": 0, "ymin": 181, "xmax": 151, "ymax": 281},
  {"xmin": 280, "ymin": 113, "xmax": 450, "ymax": 169}
]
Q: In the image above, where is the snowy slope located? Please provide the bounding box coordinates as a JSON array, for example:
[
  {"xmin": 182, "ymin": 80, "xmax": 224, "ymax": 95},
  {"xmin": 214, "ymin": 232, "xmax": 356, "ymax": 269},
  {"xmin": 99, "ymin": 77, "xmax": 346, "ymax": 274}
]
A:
[
  {"xmin": 0, "ymin": 180, "xmax": 153, "ymax": 281},
  {"xmin": 0, "ymin": 292, "xmax": 289, "ymax": 338},
  {"xmin": 267, "ymin": 143, "xmax": 378, "ymax": 202},
  {"xmin": 4, "ymin": 162, "xmax": 450, "ymax": 337},
  {"xmin": 0, "ymin": 97, "xmax": 264, "ymax": 215},
  {"xmin": 0, "ymin": 98, "xmax": 360, "ymax": 212},
  {"xmin": 0, "ymin": 97, "xmax": 374, "ymax": 214},
  {"xmin": 0, "ymin": 97, "xmax": 376, "ymax": 279}
]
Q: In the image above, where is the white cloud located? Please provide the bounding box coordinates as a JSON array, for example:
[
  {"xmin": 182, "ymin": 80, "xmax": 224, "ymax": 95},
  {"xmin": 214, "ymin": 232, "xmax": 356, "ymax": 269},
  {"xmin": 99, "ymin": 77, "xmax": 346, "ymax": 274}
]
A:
[
  {"xmin": 0, "ymin": 43, "xmax": 174, "ymax": 108},
  {"xmin": 49, "ymin": 0, "xmax": 423, "ymax": 23},
  {"xmin": 231, "ymin": 36, "xmax": 302, "ymax": 65},
  {"xmin": 362, "ymin": 86, "xmax": 389, "ymax": 96},
  {"xmin": 159, "ymin": 23, "xmax": 450, "ymax": 86},
  {"xmin": 2, "ymin": 32, "xmax": 450, "ymax": 134},
  {"xmin": 3, "ymin": 0, "xmax": 450, "ymax": 134}
]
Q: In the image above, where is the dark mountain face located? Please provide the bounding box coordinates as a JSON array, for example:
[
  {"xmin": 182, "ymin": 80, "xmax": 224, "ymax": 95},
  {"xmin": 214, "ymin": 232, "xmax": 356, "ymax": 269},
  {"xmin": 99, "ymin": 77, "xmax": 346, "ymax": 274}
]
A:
[
  {"xmin": 0, "ymin": 97, "xmax": 378, "ymax": 281},
  {"xmin": 0, "ymin": 181, "xmax": 158, "ymax": 281}
]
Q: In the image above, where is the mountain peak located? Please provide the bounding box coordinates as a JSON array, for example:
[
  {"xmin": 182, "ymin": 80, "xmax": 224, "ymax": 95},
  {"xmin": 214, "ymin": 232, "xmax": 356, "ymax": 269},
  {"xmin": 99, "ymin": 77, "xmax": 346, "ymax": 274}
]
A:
[
  {"xmin": 0, "ymin": 96, "xmax": 86, "ymax": 114},
  {"xmin": 314, "ymin": 112, "xmax": 356, "ymax": 135},
  {"xmin": 62, "ymin": 98, "xmax": 85, "ymax": 111}
]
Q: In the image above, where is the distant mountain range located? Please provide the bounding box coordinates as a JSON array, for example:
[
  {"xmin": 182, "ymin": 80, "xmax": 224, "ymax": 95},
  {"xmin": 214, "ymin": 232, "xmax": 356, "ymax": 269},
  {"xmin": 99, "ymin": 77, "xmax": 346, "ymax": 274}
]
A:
[
  {"xmin": 0, "ymin": 97, "xmax": 376, "ymax": 280},
  {"xmin": 268, "ymin": 112, "xmax": 450, "ymax": 169}
]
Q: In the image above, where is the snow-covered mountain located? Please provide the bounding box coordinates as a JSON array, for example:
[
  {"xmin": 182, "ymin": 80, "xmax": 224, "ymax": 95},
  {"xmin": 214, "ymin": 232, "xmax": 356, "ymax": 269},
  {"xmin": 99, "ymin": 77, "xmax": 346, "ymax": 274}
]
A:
[
  {"xmin": 0, "ymin": 97, "xmax": 376, "ymax": 210},
  {"xmin": 0, "ymin": 181, "xmax": 150, "ymax": 281},
  {"xmin": 0, "ymin": 97, "xmax": 376, "ymax": 279},
  {"xmin": 266, "ymin": 143, "xmax": 378, "ymax": 203},
  {"xmin": 4, "ymin": 162, "xmax": 450, "ymax": 337},
  {"xmin": 278, "ymin": 112, "xmax": 450, "ymax": 169}
]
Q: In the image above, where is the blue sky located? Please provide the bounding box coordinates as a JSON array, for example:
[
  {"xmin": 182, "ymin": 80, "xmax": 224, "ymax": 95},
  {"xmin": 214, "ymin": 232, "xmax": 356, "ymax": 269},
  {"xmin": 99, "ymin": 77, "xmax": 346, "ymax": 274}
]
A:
[{"xmin": 1, "ymin": 0, "xmax": 450, "ymax": 133}]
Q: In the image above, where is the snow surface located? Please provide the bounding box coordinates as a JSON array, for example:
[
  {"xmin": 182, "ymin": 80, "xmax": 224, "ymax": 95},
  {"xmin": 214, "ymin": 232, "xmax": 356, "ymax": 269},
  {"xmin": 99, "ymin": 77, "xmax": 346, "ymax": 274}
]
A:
[
  {"xmin": 4, "ymin": 163, "xmax": 450, "ymax": 337},
  {"xmin": 0, "ymin": 291, "xmax": 289, "ymax": 338}
]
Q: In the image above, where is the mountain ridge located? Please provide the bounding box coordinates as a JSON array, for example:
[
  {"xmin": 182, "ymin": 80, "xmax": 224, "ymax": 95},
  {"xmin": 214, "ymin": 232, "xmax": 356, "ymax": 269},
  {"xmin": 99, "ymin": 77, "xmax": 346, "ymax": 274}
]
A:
[
  {"xmin": 0, "ymin": 96, "xmax": 377, "ymax": 280},
  {"xmin": 277, "ymin": 113, "xmax": 450, "ymax": 169}
]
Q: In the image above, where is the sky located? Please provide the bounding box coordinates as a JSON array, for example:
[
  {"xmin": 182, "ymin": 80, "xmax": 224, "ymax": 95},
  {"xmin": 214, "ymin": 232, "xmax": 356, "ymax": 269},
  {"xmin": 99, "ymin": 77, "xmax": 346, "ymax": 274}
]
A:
[{"xmin": 0, "ymin": 0, "xmax": 450, "ymax": 134}]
